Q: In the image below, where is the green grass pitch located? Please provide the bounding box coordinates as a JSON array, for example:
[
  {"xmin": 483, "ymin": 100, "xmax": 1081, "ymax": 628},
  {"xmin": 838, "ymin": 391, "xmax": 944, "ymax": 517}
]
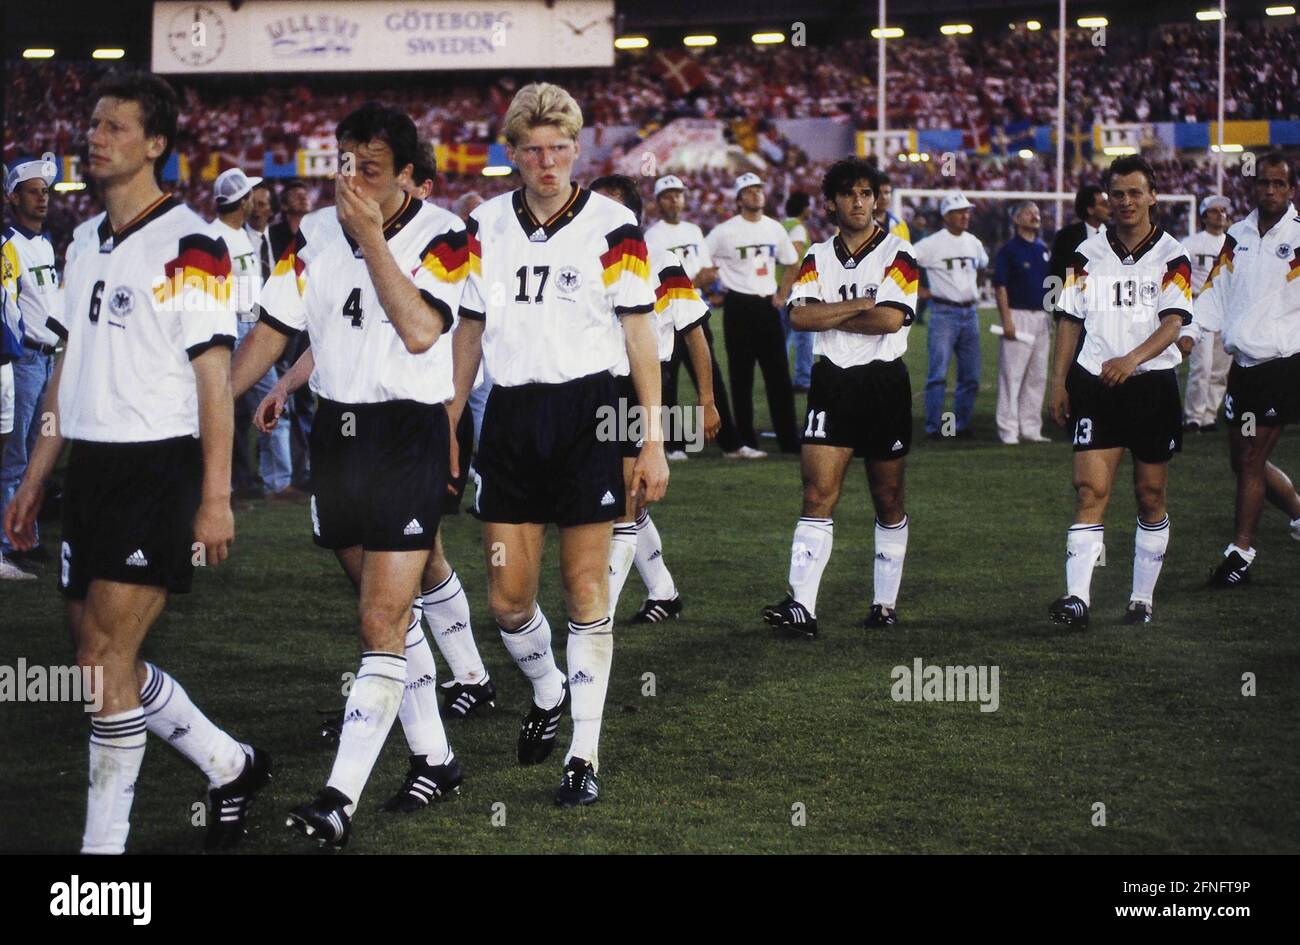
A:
[{"xmin": 3, "ymin": 310, "xmax": 1298, "ymax": 853}]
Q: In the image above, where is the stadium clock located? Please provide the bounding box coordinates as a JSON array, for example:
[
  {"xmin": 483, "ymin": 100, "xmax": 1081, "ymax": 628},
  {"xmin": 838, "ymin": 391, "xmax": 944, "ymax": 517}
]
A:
[{"xmin": 167, "ymin": 4, "xmax": 227, "ymax": 67}]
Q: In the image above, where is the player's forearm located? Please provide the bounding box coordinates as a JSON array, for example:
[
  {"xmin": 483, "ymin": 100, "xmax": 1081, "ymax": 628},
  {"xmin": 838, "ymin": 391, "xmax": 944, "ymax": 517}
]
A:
[
  {"xmin": 788, "ymin": 298, "xmax": 868, "ymax": 331},
  {"xmin": 20, "ymin": 354, "xmax": 66, "ymax": 487},
  {"xmin": 1052, "ymin": 318, "xmax": 1082, "ymax": 385},
  {"xmin": 692, "ymin": 266, "xmax": 718, "ymax": 289},
  {"xmin": 231, "ymin": 322, "xmax": 289, "ymax": 398},
  {"xmin": 624, "ymin": 314, "xmax": 664, "ymax": 443},
  {"xmin": 775, "ymin": 264, "xmax": 798, "ymax": 301},
  {"xmin": 279, "ymin": 346, "xmax": 315, "ymax": 396},
  {"xmin": 836, "ymin": 305, "xmax": 908, "ymax": 336},
  {"xmin": 448, "ymin": 318, "xmax": 484, "ymax": 419},
  {"xmin": 359, "ymin": 235, "xmax": 443, "ymax": 354},
  {"xmin": 683, "ymin": 325, "xmax": 715, "ymax": 406},
  {"xmin": 193, "ymin": 349, "xmax": 235, "ymax": 502},
  {"xmin": 1128, "ymin": 315, "xmax": 1185, "ymax": 366}
]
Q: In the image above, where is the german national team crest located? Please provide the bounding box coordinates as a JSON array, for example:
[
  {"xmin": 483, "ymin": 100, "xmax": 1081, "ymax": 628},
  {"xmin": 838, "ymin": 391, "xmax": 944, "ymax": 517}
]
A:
[
  {"xmin": 1139, "ymin": 281, "xmax": 1158, "ymax": 304},
  {"xmin": 1279, "ymin": 244, "xmax": 1293, "ymax": 259},
  {"xmin": 108, "ymin": 286, "xmax": 137, "ymax": 318},
  {"xmin": 557, "ymin": 266, "xmax": 582, "ymax": 293}
]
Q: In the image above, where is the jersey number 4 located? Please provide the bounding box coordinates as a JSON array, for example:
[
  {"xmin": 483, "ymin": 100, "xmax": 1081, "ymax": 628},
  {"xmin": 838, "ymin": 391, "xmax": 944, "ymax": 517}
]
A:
[
  {"xmin": 343, "ymin": 287, "xmax": 363, "ymax": 328},
  {"xmin": 515, "ymin": 265, "xmax": 550, "ymax": 303}
]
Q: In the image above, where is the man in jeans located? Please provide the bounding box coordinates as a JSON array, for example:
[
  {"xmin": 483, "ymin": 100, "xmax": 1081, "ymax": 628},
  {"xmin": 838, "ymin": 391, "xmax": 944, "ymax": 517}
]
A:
[
  {"xmin": 1, "ymin": 159, "xmax": 61, "ymax": 567},
  {"xmin": 780, "ymin": 192, "xmax": 813, "ymax": 391},
  {"xmin": 914, "ymin": 193, "xmax": 988, "ymax": 439}
]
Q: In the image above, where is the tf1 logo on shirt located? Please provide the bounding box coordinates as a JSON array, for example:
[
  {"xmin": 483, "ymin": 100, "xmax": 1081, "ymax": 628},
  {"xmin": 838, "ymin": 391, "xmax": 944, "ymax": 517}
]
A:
[
  {"xmin": 737, "ymin": 243, "xmax": 777, "ymax": 276},
  {"xmin": 940, "ymin": 256, "xmax": 979, "ymax": 270}
]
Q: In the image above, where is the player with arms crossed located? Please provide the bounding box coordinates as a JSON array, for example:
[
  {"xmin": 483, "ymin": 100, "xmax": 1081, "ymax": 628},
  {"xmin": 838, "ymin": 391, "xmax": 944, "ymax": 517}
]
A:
[
  {"xmin": 232, "ymin": 103, "xmax": 467, "ymax": 846},
  {"xmin": 588, "ymin": 174, "xmax": 719, "ymax": 623},
  {"xmin": 761, "ymin": 158, "xmax": 919, "ymax": 637},
  {"xmin": 448, "ymin": 83, "xmax": 668, "ymax": 806},
  {"xmin": 1180, "ymin": 152, "xmax": 1300, "ymax": 587},
  {"xmin": 1049, "ymin": 155, "xmax": 1193, "ymax": 629},
  {"xmin": 3, "ymin": 73, "xmax": 270, "ymax": 853}
]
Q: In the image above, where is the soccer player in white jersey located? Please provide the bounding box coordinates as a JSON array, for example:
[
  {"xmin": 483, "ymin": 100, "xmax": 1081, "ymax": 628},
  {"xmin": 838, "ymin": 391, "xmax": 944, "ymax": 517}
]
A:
[
  {"xmin": 761, "ymin": 158, "xmax": 919, "ymax": 637},
  {"xmin": 2, "ymin": 158, "xmax": 61, "ymax": 580},
  {"xmin": 1048, "ymin": 155, "xmax": 1194, "ymax": 629},
  {"xmin": 447, "ymin": 83, "xmax": 668, "ymax": 807},
  {"xmin": 232, "ymin": 103, "xmax": 468, "ymax": 846},
  {"xmin": 589, "ymin": 174, "xmax": 719, "ymax": 624},
  {"xmin": 1180, "ymin": 196, "xmax": 1233, "ymax": 432},
  {"xmin": 1179, "ymin": 152, "xmax": 1300, "ymax": 588},
  {"xmin": 256, "ymin": 150, "xmax": 496, "ymax": 738},
  {"xmin": 3, "ymin": 73, "xmax": 269, "ymax": 853}
]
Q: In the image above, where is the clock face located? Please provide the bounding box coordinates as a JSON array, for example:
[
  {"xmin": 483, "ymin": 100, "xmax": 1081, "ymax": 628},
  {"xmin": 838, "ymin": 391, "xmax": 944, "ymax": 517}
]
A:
[{"xmin": 167, "ymin": 4, "xmax": 226, "ymax": 67}]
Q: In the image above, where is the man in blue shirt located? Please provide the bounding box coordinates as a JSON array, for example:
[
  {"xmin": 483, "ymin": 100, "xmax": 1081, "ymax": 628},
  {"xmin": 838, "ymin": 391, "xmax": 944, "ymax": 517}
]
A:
[{"xmin": 993, "ymin": 202, "xmax": 1052, "ymax": 444}]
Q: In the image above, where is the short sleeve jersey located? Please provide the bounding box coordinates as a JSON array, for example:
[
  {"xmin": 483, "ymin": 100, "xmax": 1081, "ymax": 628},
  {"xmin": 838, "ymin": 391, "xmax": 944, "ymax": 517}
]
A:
[
  {"xmin": 613, "ymin": 246, "xmax": 710, "ymax": 376},
  {"xmin": 644, "ymin": 219, "xmax": 712, "ymax": 281},
  {"xmin": 256, "ymin": 195, "xmax": 466, "ymax": 405},
  {"xmin": 1058, "ymin": 226, "xmax": 1193, "ymax": 377},
  {"xmin": 457, "ymin": 186, "xmax": 655, "ymax": 387},
  {"xmin": 51, "ymin": 195, "xmax": 236, "ymax": 442},
  {"xmin": 788, "ymin": 228, "xmax": 918, "ymax": 368}
]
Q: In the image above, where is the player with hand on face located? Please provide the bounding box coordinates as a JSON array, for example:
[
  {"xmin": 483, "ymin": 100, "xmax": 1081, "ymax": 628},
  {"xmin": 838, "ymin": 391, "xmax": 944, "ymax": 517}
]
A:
[
  {"xmin": 1048, "ymin": 155, "xmax": 1193, "ymax": 629},
  {"xmin": 4, "ymin": 73, "xmax": 269, "ymax": 854},
  {"xmin": 588, "ymin": 174, "xmax": 719, "ymax": 625},
  {"xmin": 232, "ymin": 103, "xmax": 469, "ymax": 847},
  {"xmin": 761, "ymin": 158, "xmax": 919, "ymax": 637},
  {"xmin": 447, "ymin": 83, "xmax": 668, "ymax": 807}
]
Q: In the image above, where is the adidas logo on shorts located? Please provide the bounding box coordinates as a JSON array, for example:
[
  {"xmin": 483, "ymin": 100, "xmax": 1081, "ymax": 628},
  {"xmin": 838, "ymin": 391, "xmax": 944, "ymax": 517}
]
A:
[
  {"xmin": 891, "ymin": 439, "xmax": 903, "ymax": 451},
  {"xmin": 600, "ymin": 491, "xmax": 615, "ymax": 507},
  {"xmin": 1266, "ymin": 408, "xmax": 1278, "ymax": 417},
  {"xmin": 403, "ymin": 519, "xmax": 424, "ymax": 536},
  {"xmin": 125, "ymin": 549, "xmax": 148, "ymax": 567}
]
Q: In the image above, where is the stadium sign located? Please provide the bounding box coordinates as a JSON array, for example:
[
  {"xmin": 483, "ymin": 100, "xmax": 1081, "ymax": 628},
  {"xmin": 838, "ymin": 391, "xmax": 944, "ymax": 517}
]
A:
[{"xmin": 152, "ymin": 0, "xmax": 614, "ymax": 73}]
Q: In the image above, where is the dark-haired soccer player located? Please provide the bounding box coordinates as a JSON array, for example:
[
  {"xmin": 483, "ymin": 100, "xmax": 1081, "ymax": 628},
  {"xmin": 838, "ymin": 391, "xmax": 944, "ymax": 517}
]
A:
[
  {"xmin": 233, "ymin": 103, "xmax": 468, "ymax": 846},
  {"xmin": 448, "ymin": 83, "xmax": 667, "ymax": 807},
  {"xmin": 3, "ymin": 73, "xmax": 269, "ymax": 853},
  {"xmin": 588, "ymin": 173, "xmax": 719, "ymax": 623},
  {"xmin": 761, "ymin": 157, "xmax": 918, "ymax": 637},
  {"xmin": 1181, "ymin": 151, "xmax": 1300, "ymax": 587},
  {"xmin": 1048, "ymin": 154, "xmax": 1193, "ymax": 629}
]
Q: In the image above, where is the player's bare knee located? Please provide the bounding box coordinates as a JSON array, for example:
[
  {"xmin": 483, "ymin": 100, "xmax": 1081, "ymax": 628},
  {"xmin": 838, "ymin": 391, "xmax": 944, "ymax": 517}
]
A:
[
  {"xmin": 358, "ymin": 604, "xmax": 406, "ymax": 652},
  {"xmin": 490, "ymin": 596, "xmax": 535, "ymax": 631},
  {"xmin": 801, "ymin": 480, "xmax": 839, "ymax": 517},
  {"xmin": 1074, "ymin": 481, "xmax": 1109, "ymax": 513}
]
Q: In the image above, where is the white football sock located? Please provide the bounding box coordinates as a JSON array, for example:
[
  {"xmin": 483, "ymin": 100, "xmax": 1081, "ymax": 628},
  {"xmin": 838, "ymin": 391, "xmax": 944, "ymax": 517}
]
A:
[
  {"xmin": 1066, "ymin": 524, "xmax": 1105, "ymax": 605},
  {"xmin": 1226, "ymin": 542, "xmax": 1257, "ymax": 562},
  {"xmin": 399, "ymin": 617, "xmax": 452, "ymax": 764},
  {"xmin": 607, "ymin": 523, "xmax": 639, "ymax": 618},
  {"xmin": 1131, "ymin": 515, "xmax": 1170, "ymax": 606},
  {"xmin": 500, "ymin": 607, "xmax": 566, "ymax": 709},
  {"xmin": 633, "ymin": 510, "xmax": 677, "ymax": 601},
  {"xmin": 789, "ymin": 517, "xmax": 834, "ymax": 615},
  {"xmin": 139, "ymin": 662, "xmax": 247, "ymax": 787},
  {"xmin": 420, "ymin": 571, "xmax": 486, "ymax": 684},
  {"xmin": 326, "ymin": 652, "xmax": 406, "ymax": 812},
  {"xmin": 82, "ymin": 709, "xmax": 147, "ymax": 855},
  {"xmin": 873, "ymin": 515, "xmax": 909, "ymax": 609},
  {"xmin": 565, "ymin": 616, "xmax": 613, "ymax": 771}
]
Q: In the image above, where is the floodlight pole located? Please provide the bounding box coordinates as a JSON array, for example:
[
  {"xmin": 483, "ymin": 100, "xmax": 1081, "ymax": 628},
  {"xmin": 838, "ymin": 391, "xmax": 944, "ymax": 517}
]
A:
[
  {"xmin": 1056, "ymin": 0, "xmax": 1067, "ymax": 231},
  {"xmin": 1217, "ymin": 0, "xmax": 1226, "ymax": 194},
  {"xmin": 878, "ymin": 0, "xmax": 886, "ymax": 162}
]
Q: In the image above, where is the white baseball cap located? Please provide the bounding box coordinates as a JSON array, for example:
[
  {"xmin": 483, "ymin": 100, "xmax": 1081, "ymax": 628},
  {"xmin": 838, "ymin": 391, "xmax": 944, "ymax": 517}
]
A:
[
  {"xmin": 733, "ymin": 172, "xmax": 764, "ymax": 199},
  {"xmin": 1200, "ymin": 195, "xmax": 1231, "ymax": 216},
  {"xmin": 654, "ymin": 175, "xmax": 685, "ymax": 197},
  {"xmin": 940, "ymin": 192, "xmax": 974, "ymax": 216},
  {"xmin": 5, "ymin": 158, "xmax": 57, "ymax": 196},
  {"xmin": 214, "ymin": 168, "xmax": 263, "ymax": 207}
]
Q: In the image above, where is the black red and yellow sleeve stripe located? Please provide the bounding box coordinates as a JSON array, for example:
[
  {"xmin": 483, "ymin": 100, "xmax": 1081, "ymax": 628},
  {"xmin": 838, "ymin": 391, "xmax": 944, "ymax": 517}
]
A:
[
  {"xmin": 1162, "ymin": 254, "xmax": 1193, "ymax": 299},
  {"xmin": 601, "ymin": 223, "xmax": 651, "ymax": 288},
  {"xmin": 272, "ymin": 230, "xmax": 308, "ymax": 282},
  {"xmin": 883, "ymin": 251, "xmax": 919, "ymax": 296},
  {"xmin": 793, "ymin": 254, "xmax": 819, "ymax": 287},
  {"xmin": 653, "ymin": 262, "xmax": 700, "ymax": 313},
  {"xmin": 1201, "ymin": 234, "xmax": 1236, "ymax": 294},
  {"xmin": 420, "ymin": 229, "xmax": 471, "ymax": 283},
  {"xmin": 155, "ymin": 233, "xmax": 233, "ymax": 305}
]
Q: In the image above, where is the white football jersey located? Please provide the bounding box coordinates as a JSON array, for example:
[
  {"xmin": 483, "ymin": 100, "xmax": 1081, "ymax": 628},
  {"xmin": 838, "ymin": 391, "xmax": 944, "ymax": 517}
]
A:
[
  {"xmin": 458, "ymin": 186, "xmax": 656, "ymax": 387},
  {"xmin": 2, "ymin": 223, "xmax": 62, "ymax": 348},
  {"xmin": 613, "ymin": 247, "xmax": 710, "ymax": 376},
  {"xmin": 65, "ymin": 214, "xmax": 105, "ymax": 269},
  {"xmin": 644, "ymin": 219, "xmax": 712, "ymax": 281},
  {"xmin": 52, "ymin": 195, "xmax": 237, "ymax": 442},
  {"xmin": 1181, "ymin": 229, "xmax": 1227, "ymax": 297},
  {"xmin": 789, "ymin": 228, "xmax": 919, "ymax": 368},
  {"xmin": 257, "ymin": 195, "xmax": 465, "ymax": 405},
  {"xmin": 1058, "ymin": 226, "xmax": 1193, "ymax": 376},
  {"xmin": 705, "ymin": 214, "xmax": 799, "ymax": 296},
  {"xmin": 214, "ymin": 219, "xmax": 260, "ymax": 322}
]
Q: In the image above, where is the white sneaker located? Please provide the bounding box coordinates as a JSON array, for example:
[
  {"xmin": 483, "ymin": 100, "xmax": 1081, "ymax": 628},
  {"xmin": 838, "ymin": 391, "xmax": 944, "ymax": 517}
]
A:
[
  {"xmin": 724, "ymin": 445, "xmax": 768, "ymax": 460},
  {"xmin": 666, "ymin": 450, "xmax": 689, "ymax": 462},
  {"xmin": 1021, "ymin": 434, "xmax": 1051, "ymax": 443},
  {"xmin": 1289, "ymin": 517, "xmax": 1300, "ymax": 542},
  {"xmin": 0, "ymin": 556, "xmax": 37, "ymax": 581}
]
